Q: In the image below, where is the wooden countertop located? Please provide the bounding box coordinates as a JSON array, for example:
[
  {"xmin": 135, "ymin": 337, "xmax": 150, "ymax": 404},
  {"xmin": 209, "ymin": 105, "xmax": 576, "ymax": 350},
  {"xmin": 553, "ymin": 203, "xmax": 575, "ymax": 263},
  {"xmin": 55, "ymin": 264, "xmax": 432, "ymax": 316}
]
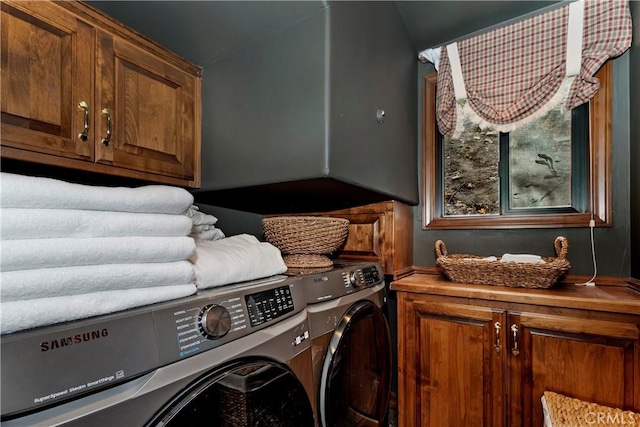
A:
[{"xmin": 390, "ymin": 273, "xmax": 640, "ymax": 315}]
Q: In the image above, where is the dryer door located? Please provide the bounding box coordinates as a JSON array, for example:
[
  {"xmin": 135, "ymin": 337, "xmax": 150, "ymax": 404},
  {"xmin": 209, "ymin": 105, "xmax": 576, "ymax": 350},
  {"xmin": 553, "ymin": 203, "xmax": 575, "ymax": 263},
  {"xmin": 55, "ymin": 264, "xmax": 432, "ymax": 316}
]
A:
[
  {"xmin": 147, "ymin": 358, "xmax": 314, "ymax": 427},
  {"xmin": 319, "ymin": 300, "xmax": 392, "ymax": 427}
]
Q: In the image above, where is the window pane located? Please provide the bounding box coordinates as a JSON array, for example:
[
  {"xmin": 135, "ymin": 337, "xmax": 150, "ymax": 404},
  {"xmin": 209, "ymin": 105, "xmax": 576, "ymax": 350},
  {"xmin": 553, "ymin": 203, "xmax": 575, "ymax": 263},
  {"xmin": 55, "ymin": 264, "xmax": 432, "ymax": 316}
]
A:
[
  {"xmin": 443, "ymin": 117, "xmax": 499, "ymax": 216},
  {"xmin": 509, "ymin": 107, "xmax": 572, "ymax": 209}
]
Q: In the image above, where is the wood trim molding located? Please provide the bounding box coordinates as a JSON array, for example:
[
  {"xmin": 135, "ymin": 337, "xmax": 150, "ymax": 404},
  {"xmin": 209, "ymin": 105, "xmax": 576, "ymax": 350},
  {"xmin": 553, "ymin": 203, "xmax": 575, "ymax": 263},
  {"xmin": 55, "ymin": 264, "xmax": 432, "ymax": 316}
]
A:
[
  {"xmin": 409, "ymin": 266, "xmax": 634, "ymax": 288},
  {"xmin": 422, "ymin": 62, "xmax": 613, "ymax": 229}
]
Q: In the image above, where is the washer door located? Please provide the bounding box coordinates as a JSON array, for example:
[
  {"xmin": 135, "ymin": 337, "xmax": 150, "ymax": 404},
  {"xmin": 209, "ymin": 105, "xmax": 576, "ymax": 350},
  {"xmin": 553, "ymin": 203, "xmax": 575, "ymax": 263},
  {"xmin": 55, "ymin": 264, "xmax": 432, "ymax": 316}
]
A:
[
  {"xmin": 319, "ymin": 300, "xmax": 392, "ymax": 427},
  {"xmin": 147, "ymin": 358, "xmax": 314, "ymax": 427}
]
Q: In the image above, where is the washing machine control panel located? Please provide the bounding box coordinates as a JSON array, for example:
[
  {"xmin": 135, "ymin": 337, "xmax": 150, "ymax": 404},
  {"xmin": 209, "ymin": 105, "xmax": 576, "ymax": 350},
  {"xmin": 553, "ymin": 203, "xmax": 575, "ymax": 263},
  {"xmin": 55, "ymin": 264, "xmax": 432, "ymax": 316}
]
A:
[
  {"xmin": 149, "ymin": 275, "xmax": 306, "ymax": 365},
  {"xmin": 245, "ymin": 285, "xmax": 295, "ymax": 327}
]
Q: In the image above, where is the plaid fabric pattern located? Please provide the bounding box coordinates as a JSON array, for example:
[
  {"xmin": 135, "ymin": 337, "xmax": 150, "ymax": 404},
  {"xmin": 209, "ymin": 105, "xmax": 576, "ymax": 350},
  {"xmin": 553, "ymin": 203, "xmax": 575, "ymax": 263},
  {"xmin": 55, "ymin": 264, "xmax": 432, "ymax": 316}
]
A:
[{"xmin": 436, "ymin": 0, "xmax": 633, "ymax": 138}]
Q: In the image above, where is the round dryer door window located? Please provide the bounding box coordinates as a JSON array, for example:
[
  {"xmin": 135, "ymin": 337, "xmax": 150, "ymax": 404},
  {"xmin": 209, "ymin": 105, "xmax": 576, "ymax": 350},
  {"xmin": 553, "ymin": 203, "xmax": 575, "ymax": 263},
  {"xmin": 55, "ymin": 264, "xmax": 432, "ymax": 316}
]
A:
[
  {"xmin": 147, "ymin": 358, "xmax": 314, "ymax": 427},
  {"xmin": 319, "ymin": 300, "xmax": 392, "ymax": 427}
]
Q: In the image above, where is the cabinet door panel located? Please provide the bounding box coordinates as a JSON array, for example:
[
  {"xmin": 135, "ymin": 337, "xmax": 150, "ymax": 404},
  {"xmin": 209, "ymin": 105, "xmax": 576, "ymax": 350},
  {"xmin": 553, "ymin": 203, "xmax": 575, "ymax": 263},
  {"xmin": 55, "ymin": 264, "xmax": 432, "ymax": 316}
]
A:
[
  {"xmin": 96, "ymin": 34, "xmax": 197, "ymax": 181},
  {"xmin": 406, "ymin": 301, "xmax": 504, "ymax": 426},
  {"xmin": 509, "ymin": 312, "xmax": 639, "ymax": 427},
  {"xmin": 333, "ymin": 212, "xmax": 383, "ymax": 261},
  {"xmin": 1, "ymin": 1, "xmax": 92, "ymax": 160}
]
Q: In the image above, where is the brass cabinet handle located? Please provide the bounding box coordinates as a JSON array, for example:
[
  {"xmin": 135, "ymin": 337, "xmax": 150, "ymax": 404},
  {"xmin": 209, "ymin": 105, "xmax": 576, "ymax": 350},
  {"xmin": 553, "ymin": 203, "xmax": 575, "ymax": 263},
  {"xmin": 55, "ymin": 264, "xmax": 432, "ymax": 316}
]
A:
[
  {"xmin": 78, "ymin": 101, "xmax": 89, "ymax": 141},
  {"xmin": 101, "ymin": 108, "xmax": 112, "ymax": 146},
  {"xmin": 511, "ymin": 324, "xmax": 520, "ymax": 356},
  {"xmin": 494, "ymin": 321, "xmax": 502, "ymax": 353}
]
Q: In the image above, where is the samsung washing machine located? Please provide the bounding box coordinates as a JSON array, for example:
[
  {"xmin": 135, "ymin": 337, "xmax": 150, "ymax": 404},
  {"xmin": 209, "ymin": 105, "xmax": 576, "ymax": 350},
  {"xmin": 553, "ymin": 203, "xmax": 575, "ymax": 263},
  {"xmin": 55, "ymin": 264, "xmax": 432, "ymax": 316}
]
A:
[
  {"xmin": 300, "ymin": 261, "xmax": 392, "ymax": 427},
  {"xmin": 1, "ymin": 275, "xmax": 315, "ymax": 427}
]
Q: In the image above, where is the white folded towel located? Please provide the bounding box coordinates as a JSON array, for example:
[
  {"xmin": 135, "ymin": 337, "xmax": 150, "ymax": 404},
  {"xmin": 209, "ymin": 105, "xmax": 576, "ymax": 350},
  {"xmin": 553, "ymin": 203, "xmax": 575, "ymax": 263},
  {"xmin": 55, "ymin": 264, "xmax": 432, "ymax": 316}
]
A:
[
  {"xmin": 0, "ymin": 208, "xmax": 193, "ymax": 240},
  {"xmin": 0, "ymin": 173, "xmax": 194, "ymax": 214},
  {"xmin": 190, "ymin": 234, "xmax": 287, "ymax": 290},
  {"xmin": 500, "ymin": 253, "xmax": 545, "ymax": 264},
  {"xmin": 1, "ymin": 236, "xmax": 196, "ymax": 271},
  {"xmin": 0, "ymin": 284, "xmax": 197, "ymax": 334},
  {"xmin": 1, "ymin": 261, "xmax": 195, "ymax": 302}
]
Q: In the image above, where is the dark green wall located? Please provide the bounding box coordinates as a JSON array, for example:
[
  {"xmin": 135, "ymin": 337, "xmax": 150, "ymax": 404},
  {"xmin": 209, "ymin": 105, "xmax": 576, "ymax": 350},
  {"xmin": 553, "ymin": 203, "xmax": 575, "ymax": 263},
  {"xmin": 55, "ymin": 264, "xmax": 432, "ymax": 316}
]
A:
[
  {"xmin": 630, "ymin": 1, "xmax": 639, "ymax": 279},
  {"xmin": 414, "ymin": 53, "xmax": 632, "ymax": 277}
]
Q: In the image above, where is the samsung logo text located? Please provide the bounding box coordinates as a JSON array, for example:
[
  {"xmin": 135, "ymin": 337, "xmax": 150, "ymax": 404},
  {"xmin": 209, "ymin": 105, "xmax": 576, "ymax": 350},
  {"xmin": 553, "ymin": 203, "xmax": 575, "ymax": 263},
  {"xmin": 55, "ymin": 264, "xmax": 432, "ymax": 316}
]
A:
[{"xmin": 40, "ymin": 329, "xmax": 109, "ymax": 352}]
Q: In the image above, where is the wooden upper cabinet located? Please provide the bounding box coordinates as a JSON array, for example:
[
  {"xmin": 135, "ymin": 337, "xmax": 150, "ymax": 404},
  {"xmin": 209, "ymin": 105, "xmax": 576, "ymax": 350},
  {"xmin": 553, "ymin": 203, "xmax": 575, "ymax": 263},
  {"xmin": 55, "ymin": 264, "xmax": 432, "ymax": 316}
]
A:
[
  {"xmin": 95, "ymin": 31, "xmax": 198, "ymax": 181},
  {"xmin": 1, "ymin": 1, "xmax": 202, "ymax": 188},
  {"xmin": 304, "ymin": 201, "xmax": 413, "ymax": 278},
  {"xmin": 1, "ymin": 1, "xmax": 93, "ymax": 160}
]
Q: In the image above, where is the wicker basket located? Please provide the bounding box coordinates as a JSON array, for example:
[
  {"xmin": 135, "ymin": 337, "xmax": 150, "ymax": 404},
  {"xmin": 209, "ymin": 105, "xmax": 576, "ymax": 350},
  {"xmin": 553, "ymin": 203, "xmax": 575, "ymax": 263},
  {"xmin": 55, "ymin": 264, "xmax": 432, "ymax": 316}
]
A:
[
  {"xmin": 542, "ymin": 391, "xmax": 640, "ymax": 426},
  {"xmin": 262, "ymin": 216, "xmax": 349, "ymax": 268},
  {"xmin": 434, "ymin": 236, "xmax": 570, "ymax": 288}
]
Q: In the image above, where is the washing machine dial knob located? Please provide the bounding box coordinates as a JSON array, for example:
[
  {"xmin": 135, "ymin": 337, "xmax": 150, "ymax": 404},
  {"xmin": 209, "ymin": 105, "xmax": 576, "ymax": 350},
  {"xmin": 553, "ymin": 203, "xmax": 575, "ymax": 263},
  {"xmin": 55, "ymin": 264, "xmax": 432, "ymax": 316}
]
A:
[
  {"xmin": 347, "ymin": 271, "xmax": 362, "ymax": 288},
  {"xmin": 200, "ymin": 305, "xmax": 231, "ymax": 339}
]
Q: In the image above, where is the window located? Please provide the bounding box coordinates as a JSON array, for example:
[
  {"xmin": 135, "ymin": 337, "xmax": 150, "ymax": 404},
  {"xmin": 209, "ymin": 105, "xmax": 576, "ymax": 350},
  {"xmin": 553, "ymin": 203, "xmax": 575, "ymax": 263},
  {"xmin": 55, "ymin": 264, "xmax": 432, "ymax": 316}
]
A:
[{"xmin": 422, "ymin": 61, "xmax": 612, "ymax": 229}]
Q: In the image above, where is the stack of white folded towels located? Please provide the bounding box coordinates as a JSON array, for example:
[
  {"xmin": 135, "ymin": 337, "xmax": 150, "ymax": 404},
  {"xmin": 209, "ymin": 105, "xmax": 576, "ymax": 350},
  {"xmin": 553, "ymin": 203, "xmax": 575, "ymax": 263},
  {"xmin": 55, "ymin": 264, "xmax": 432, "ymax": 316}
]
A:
[{"xmin": 0, "ymin": 172, "xmax": 199, "ymax": 335}]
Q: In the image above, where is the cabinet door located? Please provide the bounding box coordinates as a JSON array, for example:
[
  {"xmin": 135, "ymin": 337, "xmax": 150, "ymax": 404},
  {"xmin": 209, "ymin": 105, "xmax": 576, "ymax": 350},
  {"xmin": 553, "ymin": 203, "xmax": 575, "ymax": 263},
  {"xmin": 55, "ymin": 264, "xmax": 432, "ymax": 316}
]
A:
[
  {"xmin": 95, "ymin": 31, "xmax": 199, "ymax": 183},
  {"xmin": 314, "ymin": 201, "xmax": 413, "ymax": 276},
  {"xmin": 508, "ymin": 312, "xmax": 640, "ymax": 426},
  {"xmin": 398, "ymin": 297, "xmax": 505, "ymax": 426},
  {"xmin": 1, "ymin": 1, "xmax": 93, "ymax": 160}
]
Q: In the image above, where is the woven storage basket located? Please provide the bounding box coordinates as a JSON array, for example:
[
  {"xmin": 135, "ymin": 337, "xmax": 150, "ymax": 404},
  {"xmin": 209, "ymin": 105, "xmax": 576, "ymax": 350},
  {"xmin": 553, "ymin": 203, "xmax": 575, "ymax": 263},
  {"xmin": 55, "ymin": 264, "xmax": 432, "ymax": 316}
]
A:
[
  {"xmin": 434, "ymin": 236, "xmax": 570, "ymax": 288},
  {"xmin": 262, "ymin": 216, "xmax": 349, "ymax": 269},
  {"xmin": 542, "ymin": 391, "xmax": 640, "ymax": 427}
]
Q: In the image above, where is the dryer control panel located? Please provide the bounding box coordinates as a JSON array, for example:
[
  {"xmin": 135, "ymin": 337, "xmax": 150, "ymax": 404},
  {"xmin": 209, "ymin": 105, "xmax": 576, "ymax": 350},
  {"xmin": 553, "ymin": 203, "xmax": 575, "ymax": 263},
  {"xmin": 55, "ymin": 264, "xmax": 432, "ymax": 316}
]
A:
[{"xmin": 302, "ymin": 261, "xmax": 384, "ymax": 304}]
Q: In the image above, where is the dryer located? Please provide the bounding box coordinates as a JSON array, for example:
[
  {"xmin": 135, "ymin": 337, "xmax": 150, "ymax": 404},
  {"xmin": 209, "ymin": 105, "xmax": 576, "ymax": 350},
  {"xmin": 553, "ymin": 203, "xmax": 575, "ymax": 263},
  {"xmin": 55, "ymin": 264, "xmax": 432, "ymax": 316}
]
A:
[
  {"xmin": 301, "ymin": 261, "xmax": 392, "ymax": 427},
  {"xmin": 1, "ymin": 275, "xmax": 315, "ymax": 427}
]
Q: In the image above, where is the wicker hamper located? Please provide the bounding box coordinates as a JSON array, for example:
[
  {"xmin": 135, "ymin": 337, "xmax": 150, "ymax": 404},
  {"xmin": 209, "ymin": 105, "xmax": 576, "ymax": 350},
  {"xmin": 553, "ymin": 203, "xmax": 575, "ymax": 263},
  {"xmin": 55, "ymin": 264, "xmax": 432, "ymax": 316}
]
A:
[{"xmin": 434, "ymin": 236, "xmax": 570, "ymax": 288}]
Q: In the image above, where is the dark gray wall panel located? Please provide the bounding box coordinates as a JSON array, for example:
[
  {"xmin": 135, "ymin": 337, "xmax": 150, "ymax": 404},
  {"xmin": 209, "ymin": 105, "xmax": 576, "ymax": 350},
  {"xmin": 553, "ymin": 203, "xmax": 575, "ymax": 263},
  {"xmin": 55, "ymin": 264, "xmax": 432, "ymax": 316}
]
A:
[
  {"xmin": 631, "ymin": 0, "xmax": 639, "ymax": 280},
  {"xmin": 199, "ymin": 1, "xmax": 419, "ymax": 207},
  {"xmin": 396, "ymin": 0, "xmax": 559, "ymax": 50},
  {"xmin": 413, "ymin": 55, "xmax": 632, "ymax": 277},
  {"xmin": 200, "ymin": 8, "xmax": 328, "ymax": 190},
  {"xmin": 196, "ymin": 204, "xmax": 264, "ymax": 239},
  {"xmin": 327, "ymin": 1, "xmax": 418, "ymax": 204},
  {"xmin": 87, "ymin": 1, "xmax": 327, "ymax": 65}
]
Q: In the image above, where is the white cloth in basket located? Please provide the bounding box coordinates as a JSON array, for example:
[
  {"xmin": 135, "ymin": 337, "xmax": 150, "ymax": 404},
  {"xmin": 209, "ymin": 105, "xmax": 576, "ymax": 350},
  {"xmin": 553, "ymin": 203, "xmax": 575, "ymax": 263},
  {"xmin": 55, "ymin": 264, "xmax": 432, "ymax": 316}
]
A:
[{"xmin": 501, "ymin": 253, "xmax": 544, "ymax": 264}]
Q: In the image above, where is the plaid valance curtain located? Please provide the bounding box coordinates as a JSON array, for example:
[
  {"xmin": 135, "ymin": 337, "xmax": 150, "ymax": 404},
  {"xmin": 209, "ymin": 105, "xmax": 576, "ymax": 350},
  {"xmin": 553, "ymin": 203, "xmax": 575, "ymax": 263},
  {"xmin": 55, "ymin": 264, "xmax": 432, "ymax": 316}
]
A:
[{"xmin": 419, "ymin": 0, "xmax": 633, "ymax": 139}]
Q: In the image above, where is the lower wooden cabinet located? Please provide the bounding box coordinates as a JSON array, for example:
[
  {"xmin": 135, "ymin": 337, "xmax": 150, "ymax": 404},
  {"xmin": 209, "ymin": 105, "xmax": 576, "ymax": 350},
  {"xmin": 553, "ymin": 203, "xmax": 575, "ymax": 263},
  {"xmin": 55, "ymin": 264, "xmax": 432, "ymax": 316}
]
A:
[{"xmin": 392, "ymin": 274, "xmax": 640, "ymax": 427}]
